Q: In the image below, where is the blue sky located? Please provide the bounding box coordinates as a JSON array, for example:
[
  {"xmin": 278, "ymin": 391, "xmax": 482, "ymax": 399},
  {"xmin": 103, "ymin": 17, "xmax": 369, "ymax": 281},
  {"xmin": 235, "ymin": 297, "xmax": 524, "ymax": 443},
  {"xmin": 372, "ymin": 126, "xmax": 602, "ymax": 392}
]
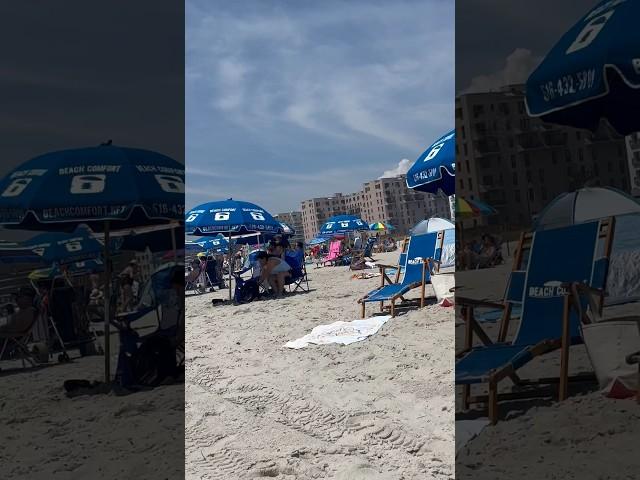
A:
[{"xmin": 186, "ymin": 0, "xmax": 454, "ymax": 214}]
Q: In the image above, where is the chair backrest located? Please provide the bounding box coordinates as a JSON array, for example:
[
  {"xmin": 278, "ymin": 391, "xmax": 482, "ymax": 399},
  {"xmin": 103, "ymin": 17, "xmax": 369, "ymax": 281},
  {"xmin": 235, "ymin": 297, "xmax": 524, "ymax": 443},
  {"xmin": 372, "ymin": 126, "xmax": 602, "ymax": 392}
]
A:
[
  {"xmin": 504, "ymin": 218, "xmax": 614, "ymax": 346},
  {"xmin": 285, "ymin": 250, "xmax": 304, "ymax": 278},
  {"xmin": 363, "ymin": 237, "xmax": 376, "ymax": 256},
  {"xmin": 325, "ymin": 240, "xmax": 341, "ymax": 260},
  {"xmin": 399, "ymin": 232, "xmax": 438, "ymax": 286}
]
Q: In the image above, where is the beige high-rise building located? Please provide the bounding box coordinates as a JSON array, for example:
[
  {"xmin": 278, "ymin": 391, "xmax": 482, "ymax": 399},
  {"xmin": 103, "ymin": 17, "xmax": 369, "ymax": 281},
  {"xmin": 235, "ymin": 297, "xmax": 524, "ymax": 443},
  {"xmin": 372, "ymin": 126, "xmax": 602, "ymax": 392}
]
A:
[
  {"xmin": 273, "ymin": 211, "xmax": 304, "ymax": 244},
  {"xmin": 625, "ymin": 133, "xmax": 640, "ymax": 197},
  {"xmin": 300, "ymin": 174, "xmax": 449, "ymax": 241},
  {"xmin": 456, "ymin": 84, "xmax": 631, "ymax": 230}
]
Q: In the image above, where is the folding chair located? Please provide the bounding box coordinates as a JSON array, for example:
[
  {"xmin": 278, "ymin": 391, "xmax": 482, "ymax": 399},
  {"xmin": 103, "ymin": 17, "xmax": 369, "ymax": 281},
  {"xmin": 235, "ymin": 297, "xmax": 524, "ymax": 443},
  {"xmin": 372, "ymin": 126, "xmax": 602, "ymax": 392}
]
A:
[
  {"xmin": 456, "ymin": 218, "xmax": 615, "ymax": 424},
  {"xmin": 358, "ymin": 232, "xmax": 438, "ymax": 318},
  {"xmin": 285, "ymin": 251, "xmax": 310, "ymax": 293}
]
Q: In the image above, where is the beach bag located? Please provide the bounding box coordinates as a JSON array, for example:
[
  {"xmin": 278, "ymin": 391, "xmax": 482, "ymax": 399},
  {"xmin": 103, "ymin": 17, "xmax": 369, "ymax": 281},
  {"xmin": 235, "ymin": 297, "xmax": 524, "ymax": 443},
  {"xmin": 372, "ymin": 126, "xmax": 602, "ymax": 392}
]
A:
[
  {"xmin": 234, "ymin": 278, "xmax": 259, "ymax": 304},
  {"xmin": 582, "ymin": 318, "xmax": 640, "ymax": 398}
]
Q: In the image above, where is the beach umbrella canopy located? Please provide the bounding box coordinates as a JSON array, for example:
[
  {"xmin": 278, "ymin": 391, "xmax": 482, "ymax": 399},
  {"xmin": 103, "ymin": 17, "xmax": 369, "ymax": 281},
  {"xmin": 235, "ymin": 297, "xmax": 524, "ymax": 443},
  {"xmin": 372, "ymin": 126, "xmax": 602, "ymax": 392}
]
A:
[
  {"xmin": 456, "ymin": 197, "xmax": 497, "ymax": 219},
  {"xmin": 0, "ymin": 144, "xmax": 185, "ymax": 231},
  {"xmin": 0, "ymin": 226, "xmax": 121, "ymax": 265},
  {"xmin": 525, "ymin": 0, "xmax": 640, "ymax": 135},
  {"xmin": 29, "ymin": 259, "xmax": 105, "ymax": 281},
  {"xmin": 0, "ymin": 143, "xmax": 184, "ymax": 383},
  {"xmin": 185, "ymin": 199, "xmax": 283, "ymax": 237},
  {"xmin": 319, "ymin": 215, "xmax": 368, "ymax": 235},
  {"xmin": 410, "ymin": 217, "xmax": 455, "ymax": 236},
  {"xmin": 306, "ymin": 235, "xmax": 332, "ymax": 246},
  {"xmin": 534, "ymin": 187, "xmax": 640, "ymax": 230},
  {"xmin": 279, "ymin": 222, "xmax": 296, "ymax": 236},
  {"xmin": 185, "ymin": 235, "xmax": 229, "ymax": 253},
  {"xmin": 406, "ymin": 130, "xmax": 455, "ymax": 195},
  {"xmin": 369, "ymin": 222, "xmax": 395, "ymax": 231}
]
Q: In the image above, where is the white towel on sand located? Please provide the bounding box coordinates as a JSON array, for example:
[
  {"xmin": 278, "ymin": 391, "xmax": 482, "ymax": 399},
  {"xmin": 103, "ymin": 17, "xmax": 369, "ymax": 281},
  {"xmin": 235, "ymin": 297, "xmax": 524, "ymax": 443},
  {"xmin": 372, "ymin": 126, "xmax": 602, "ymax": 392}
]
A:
[
  {"xmin": 285, "ymin": 316, "xmax": 392, "ymax": 349},
  {"xmin": 456, "ymin": 419, "xmax": 489, "ymax": 455}
]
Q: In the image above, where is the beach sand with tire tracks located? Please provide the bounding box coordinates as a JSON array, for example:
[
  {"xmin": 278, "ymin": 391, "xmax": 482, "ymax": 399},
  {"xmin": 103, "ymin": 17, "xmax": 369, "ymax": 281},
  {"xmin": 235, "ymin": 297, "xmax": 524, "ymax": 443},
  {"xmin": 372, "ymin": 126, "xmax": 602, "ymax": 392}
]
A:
[{"xmin": 185, "ymin": 251, "xmax": 455, "ymax": 479}]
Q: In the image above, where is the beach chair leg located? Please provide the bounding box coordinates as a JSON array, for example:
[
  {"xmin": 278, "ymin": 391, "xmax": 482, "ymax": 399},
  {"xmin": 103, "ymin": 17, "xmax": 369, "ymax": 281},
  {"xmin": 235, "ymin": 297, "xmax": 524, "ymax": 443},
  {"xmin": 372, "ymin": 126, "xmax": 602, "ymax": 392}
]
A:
[
  {"xmin": 559, "ymin": 296, "xmax": 571, "ymax": 401},
  {"xmin": 462, "ymin": 384, "xmax": 470, "ymax": 411},
  {"xmin": 488, "ymin": 380, "xmax": 498, "ymax": 425},
  {"xmin": 390, "ymin": 301, "xmax": 396, "ymax": 318},
  {"xmin": 379, "ymin": 301, "xmax": 384, "ymax": 312},
  {"xmin": 361, "ymin": 302, "xmax": 366, "ymax": 319}
]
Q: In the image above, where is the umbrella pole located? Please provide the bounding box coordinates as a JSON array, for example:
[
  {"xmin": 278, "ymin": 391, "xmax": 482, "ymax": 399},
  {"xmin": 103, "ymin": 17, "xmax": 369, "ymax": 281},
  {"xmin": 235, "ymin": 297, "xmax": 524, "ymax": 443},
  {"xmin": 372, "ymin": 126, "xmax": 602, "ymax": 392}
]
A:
[
  {"xmin": 228, "ymin": 232, "xmax": 232, "ymax": 301},
  {"xmin": 171, "ymin": 224, "xmax": 177, "ymax": 262},
  {"xmin": 103, "ymin": 220, "xmax": 111, "ymax": 384}
]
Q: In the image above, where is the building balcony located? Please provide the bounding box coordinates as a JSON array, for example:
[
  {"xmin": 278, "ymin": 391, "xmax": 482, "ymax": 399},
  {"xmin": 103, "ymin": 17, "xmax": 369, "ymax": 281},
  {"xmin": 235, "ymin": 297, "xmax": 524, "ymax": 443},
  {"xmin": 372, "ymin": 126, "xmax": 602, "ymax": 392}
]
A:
[
  {"xmin": 473, "ymin": 140, "xmax": 501, "ymax": 155},
  {"xmin": 541, "ymin": 131, "xmax": 568, "ymax": 147},
  {"xmin": 516, "ymin": 132, "xmax": 544, "ymax": 150}
]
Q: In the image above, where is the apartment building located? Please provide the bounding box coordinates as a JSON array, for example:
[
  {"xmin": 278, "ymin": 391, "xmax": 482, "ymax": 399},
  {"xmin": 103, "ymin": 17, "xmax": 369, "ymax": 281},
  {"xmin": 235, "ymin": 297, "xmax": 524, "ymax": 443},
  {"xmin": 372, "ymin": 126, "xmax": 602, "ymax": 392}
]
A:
[
  {"xmin": 626, "ymin": 132, "xmax": 640, "ymax": 197},
  {"xmin": 273, "ymin": 211, "xmax": 304, "ymax": 244},
  {"xmin": 300, "ymin": 174, "xmax": 449, "ymax": 241},
  {"xmin": 456, "ymin": 84, "xmax": 631, "ymax": 229}
]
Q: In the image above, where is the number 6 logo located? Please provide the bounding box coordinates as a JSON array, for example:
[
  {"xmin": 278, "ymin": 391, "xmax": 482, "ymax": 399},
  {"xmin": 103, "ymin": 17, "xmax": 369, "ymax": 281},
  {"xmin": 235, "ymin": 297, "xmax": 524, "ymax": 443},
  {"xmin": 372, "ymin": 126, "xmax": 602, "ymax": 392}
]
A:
[
  {"xmin": 566, "ymin": 10, "xmax": 614, "ymax": 54},
  {"xmin": 214, "ymin": 212, "xmax": 230, "ymax": 221},
  {"xmin": 71, "ymin": 175, "xmax": 106, "ymax": 194},
  {"xmin": 64, "ymin": 241, "xmax": 82, "ymax": 252},
  {"xmin": 425, "ymin": 142, "xmax": 445, "ymax": 161},
  {"xmin": 2, "ymin": 178, "xmax": 32, "ymax": 197},
  {"xmin": 155, "ymin": 174, "xmax": 185, "ymax": 193},
  {"xmin": 250, "ymin": 212, "xmax": 265, "ymax": 221},
  {"xmin": 186, "ymin": 213, "xmax": 199, "ymax": 222}
]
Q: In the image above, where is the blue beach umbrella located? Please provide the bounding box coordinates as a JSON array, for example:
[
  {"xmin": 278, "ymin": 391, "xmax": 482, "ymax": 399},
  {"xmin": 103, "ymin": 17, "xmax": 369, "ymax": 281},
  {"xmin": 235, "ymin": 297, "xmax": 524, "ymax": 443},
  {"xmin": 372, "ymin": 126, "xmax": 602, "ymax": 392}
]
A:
[
  {"xmin": 0, "ymin": 143, "xmax": 184, "ymax": 382},
  {"xmin": 279, "ymin": 222, "xmax": 296, "ymax": 236},
  {"xmin": 525, "ymin": 0, "xmax": 640, "ymax": 135},
  {"xmin": 0, "ymin": 144, "xmax": 185, "ymax": 230},
  {"xmin": 319, "ymin": 215, "xmax": 368, "ymax": 235},
  {"xmin": 185, "ymin": 235, "xmax": 229, "ymax": 253},
  {"xmin": 10, "ymin": 226, "xmax": 121, "ymax": 265},
  {"xmin": 185, "ymin": 199, "xmax": 283, "ymax": 237},
  {"xmin": 185, "ymin": 199, "xmax": 283, "ymax": 299},
  {"xmin": 306, "ymin": 235, "xmax": 332, "ymax": 246},
  {"xmin": 406, "ymin": 130, "xmax": 455, "ymax": 196}
]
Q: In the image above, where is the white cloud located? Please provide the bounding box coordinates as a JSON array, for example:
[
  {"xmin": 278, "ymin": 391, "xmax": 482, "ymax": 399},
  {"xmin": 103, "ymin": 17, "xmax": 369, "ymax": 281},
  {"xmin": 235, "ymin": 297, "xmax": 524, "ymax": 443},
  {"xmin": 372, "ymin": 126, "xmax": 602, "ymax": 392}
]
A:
[
  {"xmin": 463, "ymin": 48, "xmax": 542, "ymax": 93},
  {"xmin": 187, "ymin": 1, "xmax": 454, "ymax": 151},
  {"xmin": 379, "ymin": 158, "xmax": 412, "ymax": 179}
]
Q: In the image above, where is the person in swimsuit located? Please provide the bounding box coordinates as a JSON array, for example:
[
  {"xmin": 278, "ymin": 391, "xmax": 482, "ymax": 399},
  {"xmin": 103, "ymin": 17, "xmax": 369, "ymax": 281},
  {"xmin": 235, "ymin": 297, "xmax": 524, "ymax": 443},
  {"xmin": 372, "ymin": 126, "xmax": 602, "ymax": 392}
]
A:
[{"xmin": 255, "ymin": 251, "xmax": 291, "ymax": 298}]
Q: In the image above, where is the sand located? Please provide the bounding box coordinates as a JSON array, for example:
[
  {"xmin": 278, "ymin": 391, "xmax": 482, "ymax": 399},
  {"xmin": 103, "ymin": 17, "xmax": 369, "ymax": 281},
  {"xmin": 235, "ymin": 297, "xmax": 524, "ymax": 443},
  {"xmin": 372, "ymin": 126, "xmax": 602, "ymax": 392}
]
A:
[
  {"xmin": 0, "ymin": 356, "xmax": 184, "ymax": 480},
  {"xmin": 455, "ymin": 246, "xmax": 640, "ymax": 478},
  {"xmin": 185, "ymin": 251, "xmax": 455, "ymax": 479}
]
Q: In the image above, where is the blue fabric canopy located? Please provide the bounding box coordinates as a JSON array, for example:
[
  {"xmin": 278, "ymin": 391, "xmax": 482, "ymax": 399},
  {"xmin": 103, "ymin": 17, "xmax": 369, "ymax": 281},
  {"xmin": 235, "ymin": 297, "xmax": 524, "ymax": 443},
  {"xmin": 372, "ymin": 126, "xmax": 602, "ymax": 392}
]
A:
[
  {"xmin": 0, "ymin": 144, "xmax": 185, "ymax": 231},
  {"xmin": 185, "ymin": 199, "xmax": 283, "ymax": 237},
  {"xmin": 0, "ymin": 226, "xmax": 122, "ymax": 264},
  {"xmin": 406, "ymin": 130, "xmax": 455, "ymax": 195},
  {"xmin": 185, "ymin": 235, "xmax": 229, "ymax": 253},
  {"xmin": 319, "ymin": 215, "xmax": 368, "ymax": 235},
  {"xmin": 526, "ymin": 0, "xmax": 640, "ymax": 135}
]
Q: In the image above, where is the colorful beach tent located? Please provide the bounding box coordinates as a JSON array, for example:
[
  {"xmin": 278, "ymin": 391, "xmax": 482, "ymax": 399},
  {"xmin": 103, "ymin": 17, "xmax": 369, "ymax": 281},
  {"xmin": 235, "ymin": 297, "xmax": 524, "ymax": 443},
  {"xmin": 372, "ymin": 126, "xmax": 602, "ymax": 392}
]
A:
[
  {"xmin": 534, "ymin": 187, "xmax": 640, "ymax": 230},
  {"xmin": 456, "ymin": 197, "xmax": 497, "ymax": 219}
]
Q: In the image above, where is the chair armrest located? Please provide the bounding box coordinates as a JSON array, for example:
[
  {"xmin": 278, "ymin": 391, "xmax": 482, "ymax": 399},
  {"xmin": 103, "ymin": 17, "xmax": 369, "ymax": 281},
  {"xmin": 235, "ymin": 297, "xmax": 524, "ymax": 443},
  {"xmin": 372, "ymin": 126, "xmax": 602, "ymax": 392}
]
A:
[
  {"xmin": 627, "ymin": 351, "xmax": 640, "ymax": 365},
  {"xmin": 376, "ymin": 264, "xmax": 396, "ymax": 270},
  {"xmin": 456, "ymin": 297, "xmax": 504, "ymax": 310}
]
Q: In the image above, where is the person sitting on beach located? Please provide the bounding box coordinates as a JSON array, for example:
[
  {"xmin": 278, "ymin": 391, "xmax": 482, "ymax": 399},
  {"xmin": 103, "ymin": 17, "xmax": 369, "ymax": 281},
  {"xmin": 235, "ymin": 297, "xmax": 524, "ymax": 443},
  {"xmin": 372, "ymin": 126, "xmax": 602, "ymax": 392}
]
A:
[
  {"xmin": 463, "ymin": 235, "xmax": 497, "ymax": 269},
  {"xmin": 255, "ymin": 251, "xmax": 291, "ymax": 298},
  {"xmin": 0, "ymin": 287, "xmax": 38, "ymax": 336}
]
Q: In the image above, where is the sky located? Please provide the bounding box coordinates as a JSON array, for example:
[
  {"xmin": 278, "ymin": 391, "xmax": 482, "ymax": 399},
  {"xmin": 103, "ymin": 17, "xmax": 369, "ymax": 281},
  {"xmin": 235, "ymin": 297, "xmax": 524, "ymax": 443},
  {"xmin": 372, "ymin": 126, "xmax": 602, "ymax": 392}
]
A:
[
  {"xmin": 186, "ymin": 0, "xmax": 455, "ymax": 214},
  {"xmin": 0, "ymin": 1, "xmax": 184, "ymax": 241},
  {"xmin": 456, "ymin": 0, "xmax": 598, "ymax": 93}
]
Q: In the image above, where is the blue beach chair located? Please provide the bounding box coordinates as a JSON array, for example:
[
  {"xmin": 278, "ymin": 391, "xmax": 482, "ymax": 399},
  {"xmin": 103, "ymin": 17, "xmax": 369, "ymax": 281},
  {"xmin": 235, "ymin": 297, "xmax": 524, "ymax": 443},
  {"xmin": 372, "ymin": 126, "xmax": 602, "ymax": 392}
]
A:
[
  {"xmin": 358, "ymin": 232, "xmax": 440, "ymax": 318},
  {"xmin": 284, "ymin": 250, "xmax": 310, "ymax": 293},
  {"xmin": 456, "ymin": 218, "xmax": 615, "ymax": 424}
]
